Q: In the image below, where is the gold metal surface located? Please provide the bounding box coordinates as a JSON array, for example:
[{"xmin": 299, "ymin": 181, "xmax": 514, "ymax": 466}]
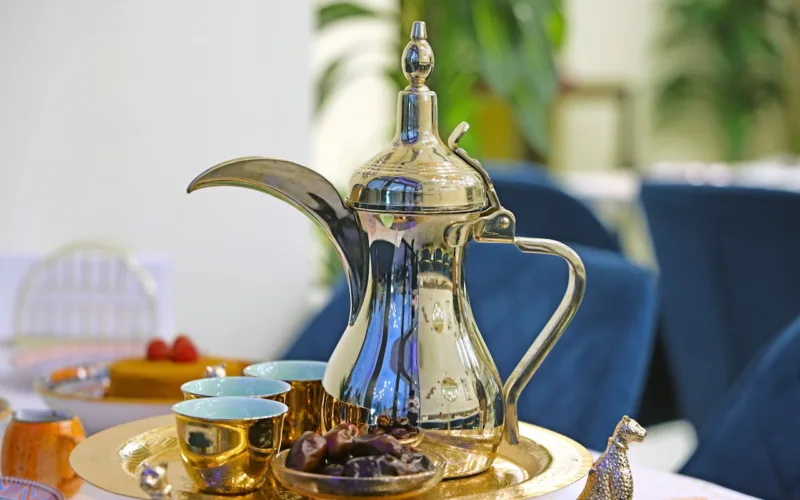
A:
[
  {"xmin": 281, "ymin": 380, "xmax": 323, "ymax": 447},
  {"xmin": 204, "ymin": 364, "xmax": 227, "ymax": 379},
  {"xmin": 139, "ymin": 462, "xmax": 172, "ymax": 499},
  {"xmin": 344, "ymin": 23, "xmax": 488, "ymax": 214},
  {"xmin": 241, "ymin": 370, "xmax": 324, "ymax": 449},
  {"xmin": 70, "ymin": 415, "xmax": 591, "ymax": 500},
  {"xmin": 271, "ymin": 449, "xmax": 445, "ymax": 499},
  {"xmin": 173, "ymin": 401, "xmax": 287, "ymax": 495},
  {"xmin": 185, "ymin": 20, "xmax": 586, "ymax": 480},
  {"xmin": 578, "ymin": 416, "xmax": 646, "ymax": 500}
]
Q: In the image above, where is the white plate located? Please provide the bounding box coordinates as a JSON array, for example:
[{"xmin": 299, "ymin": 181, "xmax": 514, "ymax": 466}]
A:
[
  {"xmin": 34, "ymin": 363, "xmax": 175, "ymax": 435},
  {"xmin": 9, "ymin": 341, "xmax": 144, "ymax": 390}
]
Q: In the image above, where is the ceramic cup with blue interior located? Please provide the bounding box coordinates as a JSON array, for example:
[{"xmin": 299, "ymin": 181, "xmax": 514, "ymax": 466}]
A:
[
  {"xmin": 180, "ymin": 377, "xmax": 291, "ymax": 406},
  {"xmin": 172, "ymin": 396, "xmax": 288, "ymax": 495},
  {"xmin": 243, "ymin": 361, "xmax": 326, "ymax": 446}
]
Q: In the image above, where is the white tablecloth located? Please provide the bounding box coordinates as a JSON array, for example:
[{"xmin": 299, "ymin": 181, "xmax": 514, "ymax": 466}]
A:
[
  {"xmin": 0, "ymin": 367, "xmax": 757, "ymax": 499},
  {"xmin": 555, "ymin": 162, "xmax": 800, "ymax": 208}
]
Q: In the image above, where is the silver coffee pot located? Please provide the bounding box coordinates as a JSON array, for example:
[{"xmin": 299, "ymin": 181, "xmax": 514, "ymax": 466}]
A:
[{"xmin": 187, "ymin": 21, "xmax": 586, "ymax": 479}]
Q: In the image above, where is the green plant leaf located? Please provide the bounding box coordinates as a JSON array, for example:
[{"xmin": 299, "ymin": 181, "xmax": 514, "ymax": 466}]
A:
[
  {"xmin": 439, "ymin": 69, "xmax": 481, "ymax": 155},
  {"xmin": 656, "ymin": 0, "xmax": 799, "ymax": 159},
  {"xmin": 513, "ymin": 91, "xmax": 551, "ymax": 157},
  {"xmin": 516, "ymin": 1, "xmax": 559, "ymax": 98},
  {"xmin": 752, "ymin": 77, "xmax": 783, "ymax": 103},
  {"xmin": 655, "ymin": 73, "xmax": 717, "ymax": 128},
  {"xmin": 787, "ymin": 9, "xmax": 800, "ymax": 37},
  {"xmin": 736, "ymin": 23, "xmax": 781, "ymax": 60},
  {"xmin": 318, "ymin": 2, "xmax": 383, "ymax": 30},
  {"xmin": 767, "ymin": 4, "xmax": 800, "ymax": 38},
  {"xmin": 720, "ymin": 108, "xmax": 750, "ymax": 162},
  {"xmin": 658, "ymin": 74, "xmax": 715, "ymax": 103},
  {"xmin": 470, "ymin": 0, "xmax": 519, "ymax": 97},
  {"xmin": 545, "ymin": 8, "xmax": 567, "ymax": 50},
  {"xmin": 500, "ymin": 0, "xmax": 561, "ymax": 155},
  {"xmin": 316, "ymin": 59, "xmax": 345, "ymax": 116}
]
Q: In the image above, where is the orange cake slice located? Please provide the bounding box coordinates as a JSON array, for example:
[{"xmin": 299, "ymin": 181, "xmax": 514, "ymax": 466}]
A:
[{"xmin": 107, "ymin": 356, "xmax": 249, "ymax": 399}]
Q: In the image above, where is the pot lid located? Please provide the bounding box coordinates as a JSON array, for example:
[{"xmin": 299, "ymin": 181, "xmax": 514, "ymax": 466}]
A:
[{"xmin": 346, "ymin": 21, "xmax": 488, "ymax": 214}]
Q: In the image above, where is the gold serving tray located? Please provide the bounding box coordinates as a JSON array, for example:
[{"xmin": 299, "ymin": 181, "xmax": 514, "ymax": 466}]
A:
[{"xmin": 70, "ymin": 415, "xmax": 591, "ymax": 499}]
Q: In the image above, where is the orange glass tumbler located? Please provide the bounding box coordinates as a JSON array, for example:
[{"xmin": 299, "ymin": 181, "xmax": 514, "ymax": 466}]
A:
[{"xmin": 1, "ymin": 410, "xmax": 85, "ymax": 498}]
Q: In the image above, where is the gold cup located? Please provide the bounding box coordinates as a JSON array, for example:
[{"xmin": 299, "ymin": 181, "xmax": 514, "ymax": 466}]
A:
[
  {"xmin": 172, "ymin": 396, "xmax": 288, "ymax": 495},
  {"xmin": 180, "ymin": 376, "xmax": 291, "ymax": 404},
  {"xmin": 243, "ymin": 360, "xmax": 326, "ymax": 447}
]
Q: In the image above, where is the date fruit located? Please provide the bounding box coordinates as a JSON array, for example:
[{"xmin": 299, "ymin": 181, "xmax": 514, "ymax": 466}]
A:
[
  {"xmin": 284, "ymin": 425, "xmax": 434, "ymax": 478},
  {"xmin": 350, "ymin": 434, "xmax": 404, "ymax": 458},
  {"xmin": 342, "ymin": 456, "xmax": 381, "ymax": 478},
  {"xmin": 324, "ymin": 423, "xmax": 359, "ymax": 460},
  {"xmin": 320, "ymin": 463, "xmax": 346, "ymax": 476},
  {"xmin": 401, "ymin": 451, "xmax": 433, "ymax": 473},
  {"xmin": 379, "ymin": 455, "xmax": 416, "ymax": 476},
  {"xmin": 285, "ymin": 431, "xmax": 327, "ymax": 472},
  {"xmin": 389, "ymin": 427, "xmax": 411, "ymax": 440}
]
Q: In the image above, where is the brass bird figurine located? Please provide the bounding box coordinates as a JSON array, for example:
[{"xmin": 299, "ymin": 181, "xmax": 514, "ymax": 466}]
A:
[
  {"xmin": 578, "ymin": 416, "xmax": 647, "ymax": 500},
  {"xmin": 204, "ymin": 363, "xmax": 227, "ymax": 378},
  {"xmin": 139, "ymin": 462, "xmax": 172, "ymax": 499}
]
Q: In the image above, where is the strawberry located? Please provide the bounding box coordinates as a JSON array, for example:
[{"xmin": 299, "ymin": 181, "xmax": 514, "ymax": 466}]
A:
[
  {"xmin": 173, "ymin": 334, "xmax": 192, "ymax": 350},
  {"xmin": 170, "ymin": 334, "xmax": 199, "ymax": 363},
  {"xmin": 146, "ymin": 339, "xmax": 170, "ymax": 361},
  {"xmin": 171, "ymin": 341, "xmax": 199, "ymax": 363}
]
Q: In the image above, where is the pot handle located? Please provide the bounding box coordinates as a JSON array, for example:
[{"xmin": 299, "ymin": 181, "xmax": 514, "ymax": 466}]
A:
[
  {"xmin": 503, "ymin": 237, "xmax": 586, "ymax": 445},
  {"xmin": 446, "ymin": 121, "xmax": 587, "ymax": 444}
]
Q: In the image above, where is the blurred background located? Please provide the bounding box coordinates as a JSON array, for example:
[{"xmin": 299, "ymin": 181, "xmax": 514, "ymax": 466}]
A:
[{"xmin": 2, "ymin": 1, "xmax": 800, "ymax": 497}]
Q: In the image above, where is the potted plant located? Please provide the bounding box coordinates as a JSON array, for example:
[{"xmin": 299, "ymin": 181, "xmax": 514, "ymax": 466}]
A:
[{"xmin": 657, "ymin": 0, "xmax": 800, "ymax": 161}]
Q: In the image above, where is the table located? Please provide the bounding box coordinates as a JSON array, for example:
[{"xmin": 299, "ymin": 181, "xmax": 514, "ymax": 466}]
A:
[
  {"xmin": 0, "ymin": 370, "xmax": 757, "ymax": 499},
  {"xmin": 556, "ymin": 161, "xmax": 800, "ymax": 208}
]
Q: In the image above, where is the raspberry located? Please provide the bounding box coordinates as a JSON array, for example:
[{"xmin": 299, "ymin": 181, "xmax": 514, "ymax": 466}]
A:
[
  {"xmin": 170, "ymin": 336, "xmax": 199, "ymax": 363},
  {"xmin": 146, "ymin": 339, "xmax": 170, "ymax": 361}
]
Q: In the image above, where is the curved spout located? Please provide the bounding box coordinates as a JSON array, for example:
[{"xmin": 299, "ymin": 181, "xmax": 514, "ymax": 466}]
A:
[{"xmin": 187, "ymin": 157, "xmax": 368, "ymax": 324}]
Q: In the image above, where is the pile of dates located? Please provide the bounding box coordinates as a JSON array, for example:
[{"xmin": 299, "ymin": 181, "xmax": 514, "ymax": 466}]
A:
[
  {"xmin": 285, "ymin": 423, "xmax": 433, "ymax": 478},
  {"xmin": 367, "ymin": 415, "xmax": 419, "ymax": 441}
]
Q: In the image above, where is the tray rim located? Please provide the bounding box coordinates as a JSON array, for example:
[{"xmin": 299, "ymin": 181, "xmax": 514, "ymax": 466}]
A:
[
  {"xmin": 34, "ymin": 362, "xmax": 181, "ymax": 406},
  {"xmin": 70, "ymin": 414, "xmax": 592, "ymax": 499},
  {"xmin": 35, "ymin": 360, "xmax": 254, "ymax": 406}
]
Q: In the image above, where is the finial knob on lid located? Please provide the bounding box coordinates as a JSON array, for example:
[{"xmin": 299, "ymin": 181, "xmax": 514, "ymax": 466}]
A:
[
  {"xmin": 402, "ymin": 21, "xmax": 434, "ymax": 87},
  {"xmin": 346, "ymin": 20, "xmax": 488, "ymax": 214}
]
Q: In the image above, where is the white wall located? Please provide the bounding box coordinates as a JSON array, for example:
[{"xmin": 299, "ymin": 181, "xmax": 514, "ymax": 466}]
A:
[
  {"xmin": 312, "ymin": 0, "xmax": 395, "ymax": 188},
  {"xmin": 552, "ymin": 0, "xmax": 656, "ymax": 171},
  {"xmin": 0, "ymin": 0, "xmax": 314, "ymax": 359}
]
